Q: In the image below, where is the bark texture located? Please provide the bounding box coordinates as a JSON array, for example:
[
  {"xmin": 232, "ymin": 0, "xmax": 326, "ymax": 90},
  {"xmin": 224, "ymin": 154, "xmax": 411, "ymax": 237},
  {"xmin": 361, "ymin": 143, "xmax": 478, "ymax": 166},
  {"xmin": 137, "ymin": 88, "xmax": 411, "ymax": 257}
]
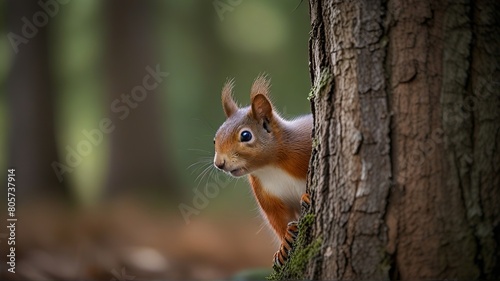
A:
[{"xmin": 284, "ymin": 0, "xmax": 500, "ymax": 280}]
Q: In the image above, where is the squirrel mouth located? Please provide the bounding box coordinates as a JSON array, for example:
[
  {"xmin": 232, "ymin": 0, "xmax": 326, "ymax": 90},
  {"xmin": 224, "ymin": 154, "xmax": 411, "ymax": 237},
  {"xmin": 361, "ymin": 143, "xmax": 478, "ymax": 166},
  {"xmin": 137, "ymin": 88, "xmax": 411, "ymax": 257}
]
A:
[{"xmin": 229, "ymin": 168, "xmax": 246, "ymax": 177}]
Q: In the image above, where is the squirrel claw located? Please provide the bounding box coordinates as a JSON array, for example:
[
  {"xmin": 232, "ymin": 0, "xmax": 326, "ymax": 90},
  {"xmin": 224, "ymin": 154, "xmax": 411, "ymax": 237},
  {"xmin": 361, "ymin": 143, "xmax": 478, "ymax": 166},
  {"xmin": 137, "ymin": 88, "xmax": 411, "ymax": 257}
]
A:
[
  {"xmin": 273, "ymin": 221, "xmax": 299, "ymax": 268},
  {"xmin": 273, "ymin": 246, "xmax": 287, "ymax": 268},
  {"xmin": 273, "ymin": 195, "xmax": 311, "ymax": 268},
  {"xmin": 272, "ymin": 194, "xmax": 311, "ymax": 268},
  {"xmin": 301, "ymin": 193, "xmax": 311, "ymax": 211}
]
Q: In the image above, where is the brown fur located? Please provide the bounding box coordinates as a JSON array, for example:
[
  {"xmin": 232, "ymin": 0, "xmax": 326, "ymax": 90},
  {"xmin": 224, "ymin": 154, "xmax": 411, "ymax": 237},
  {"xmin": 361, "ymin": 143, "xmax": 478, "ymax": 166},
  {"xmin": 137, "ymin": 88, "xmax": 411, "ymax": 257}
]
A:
[
  {"xmin": 221, "ymin": 78, "xmax": 238, "ymax": 118},
  {"xmin": 215, "ymin": 75, "xmax": 312, "ymax": 244}
]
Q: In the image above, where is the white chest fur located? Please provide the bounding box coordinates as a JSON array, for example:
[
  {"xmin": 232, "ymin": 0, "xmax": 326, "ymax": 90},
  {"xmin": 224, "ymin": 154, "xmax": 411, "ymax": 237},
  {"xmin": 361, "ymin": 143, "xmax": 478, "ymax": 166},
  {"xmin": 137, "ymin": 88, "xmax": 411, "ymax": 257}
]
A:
[{"xmin": 252, "ymin": 166, "xmax": 306, "ymax": 211}]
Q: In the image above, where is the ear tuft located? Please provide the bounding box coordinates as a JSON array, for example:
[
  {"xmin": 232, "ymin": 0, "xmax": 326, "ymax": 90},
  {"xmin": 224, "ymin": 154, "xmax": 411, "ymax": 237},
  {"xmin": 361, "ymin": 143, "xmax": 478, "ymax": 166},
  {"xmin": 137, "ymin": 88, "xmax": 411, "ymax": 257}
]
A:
[
  {"xmin": 250, "ymin": 73, "xmax": 271, "ymax": 100},
  {"xmin": 221, "ymin": 78, "xmax": 238, "ymax": 118}
]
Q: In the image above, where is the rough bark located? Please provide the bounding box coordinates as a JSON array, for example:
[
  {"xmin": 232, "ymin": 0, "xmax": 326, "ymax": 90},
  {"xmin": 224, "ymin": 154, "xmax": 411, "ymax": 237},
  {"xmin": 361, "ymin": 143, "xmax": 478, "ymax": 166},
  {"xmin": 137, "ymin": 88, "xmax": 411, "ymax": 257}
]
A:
[
  {"xmin": 307, "ymin": 0, "xmax": 392, "ymax": 279},
  {"xmin": 278, "ymin": 0, "xmax": 500, "ymax": 280}
]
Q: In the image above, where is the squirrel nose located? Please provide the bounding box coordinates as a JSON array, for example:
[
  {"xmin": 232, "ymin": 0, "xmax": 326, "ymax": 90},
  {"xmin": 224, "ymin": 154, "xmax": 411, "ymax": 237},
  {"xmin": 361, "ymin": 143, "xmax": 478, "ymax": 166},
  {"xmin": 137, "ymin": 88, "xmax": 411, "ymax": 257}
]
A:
[{"xmin": 215, "ymin": 160, "xmax": 225, "ymax": 170}]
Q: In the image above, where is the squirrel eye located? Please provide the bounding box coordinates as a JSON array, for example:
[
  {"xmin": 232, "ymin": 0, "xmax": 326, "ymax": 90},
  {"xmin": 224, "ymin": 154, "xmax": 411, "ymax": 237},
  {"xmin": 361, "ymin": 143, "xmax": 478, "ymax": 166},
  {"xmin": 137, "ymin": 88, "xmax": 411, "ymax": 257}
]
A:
[{"xmin": 240, "ymin": 130, "xmax": 252, "ymax": 142}]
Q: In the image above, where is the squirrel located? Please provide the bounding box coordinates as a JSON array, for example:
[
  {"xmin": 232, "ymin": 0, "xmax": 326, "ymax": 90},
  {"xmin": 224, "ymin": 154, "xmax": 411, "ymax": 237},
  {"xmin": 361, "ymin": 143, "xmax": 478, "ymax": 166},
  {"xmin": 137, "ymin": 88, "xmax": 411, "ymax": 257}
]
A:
[{"xmin": 213, "ymin": 75, "xmax": 312, "ymax": 267}]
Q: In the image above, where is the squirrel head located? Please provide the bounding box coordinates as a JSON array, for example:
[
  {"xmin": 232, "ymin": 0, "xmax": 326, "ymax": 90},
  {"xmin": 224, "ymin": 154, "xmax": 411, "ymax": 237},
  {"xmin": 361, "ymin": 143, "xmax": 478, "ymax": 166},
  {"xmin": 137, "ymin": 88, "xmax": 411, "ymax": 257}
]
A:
[{"xmin": 214, "ymin": 75, "xmax": 283, "ymax": 177}]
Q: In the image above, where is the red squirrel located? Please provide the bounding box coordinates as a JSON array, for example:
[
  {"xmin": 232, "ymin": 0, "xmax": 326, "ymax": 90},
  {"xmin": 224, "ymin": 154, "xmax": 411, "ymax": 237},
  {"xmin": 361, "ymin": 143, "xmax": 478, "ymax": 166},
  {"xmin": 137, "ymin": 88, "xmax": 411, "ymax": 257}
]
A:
[{"xmin": 213, "ymin": 75, "xmax": 312, "ymax": 267}]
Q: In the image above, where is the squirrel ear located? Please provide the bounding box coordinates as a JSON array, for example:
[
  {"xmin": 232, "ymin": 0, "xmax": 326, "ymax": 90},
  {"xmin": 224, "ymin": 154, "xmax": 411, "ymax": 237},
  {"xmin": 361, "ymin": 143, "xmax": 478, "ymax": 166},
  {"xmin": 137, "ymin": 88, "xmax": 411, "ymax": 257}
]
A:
[
  {"xmin": 251, "ymin": 94, "xmax": 273, "ymax": 123},
  {"xmin": 221, "ymin": 79, "xmax": 238, "ymax": 118},
  {"xmin": 251, "ymin": 74, "xmax": 273, "ymax": 124}
]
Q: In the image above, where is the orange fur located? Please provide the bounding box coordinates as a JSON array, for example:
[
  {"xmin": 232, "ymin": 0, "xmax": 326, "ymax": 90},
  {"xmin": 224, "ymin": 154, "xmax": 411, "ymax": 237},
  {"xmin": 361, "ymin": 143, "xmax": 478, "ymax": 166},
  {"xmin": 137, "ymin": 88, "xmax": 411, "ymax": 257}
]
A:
[
  {"xmin": 221, "ymin": 78, "xmax": 238, "ymax": 118},
  {"xmin": 249, "ymin": 175, "xmax": 295, "ymax": 240},
  {"xmin": 214, "ymin": 75, "xmax": 312, "ymax": 244}
]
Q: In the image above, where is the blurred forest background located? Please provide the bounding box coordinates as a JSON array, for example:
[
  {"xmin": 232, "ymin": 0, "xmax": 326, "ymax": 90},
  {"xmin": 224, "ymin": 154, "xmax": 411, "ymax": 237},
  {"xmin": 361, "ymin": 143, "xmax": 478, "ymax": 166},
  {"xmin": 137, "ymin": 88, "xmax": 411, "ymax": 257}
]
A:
[{"xmin": 0, "ymin": 0, "xmax": 311, "ymax": 280}]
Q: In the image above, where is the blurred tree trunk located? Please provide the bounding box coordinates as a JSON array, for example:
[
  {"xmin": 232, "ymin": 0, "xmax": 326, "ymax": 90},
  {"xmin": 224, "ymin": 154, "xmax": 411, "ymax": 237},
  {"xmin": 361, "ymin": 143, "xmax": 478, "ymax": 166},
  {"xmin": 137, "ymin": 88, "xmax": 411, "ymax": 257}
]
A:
[
  {"xmin": 104, "ymin": 0, "xmax": 177, "ymax": 197},
  {"xmin": 279, "ymin": 0, "xmax": 500, "ymax": 280},
  {"xmin": 7, "ymin": 0, "xmax": 70, "ymax": 201}
]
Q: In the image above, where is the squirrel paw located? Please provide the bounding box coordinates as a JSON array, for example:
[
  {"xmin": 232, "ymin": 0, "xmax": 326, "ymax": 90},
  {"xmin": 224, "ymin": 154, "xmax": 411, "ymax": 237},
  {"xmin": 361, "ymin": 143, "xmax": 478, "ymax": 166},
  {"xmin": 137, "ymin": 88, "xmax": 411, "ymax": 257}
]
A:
[
  {"xmin": 272, "ymin": 195, "xmax": 310, "ymax": 268},
  {"xmin": 301, "ymin": 193, "xmax": 311, "ymax": 211},
  {"xmin": 273, "ymin": 221, "xmax": 299, "ymax": 268}
]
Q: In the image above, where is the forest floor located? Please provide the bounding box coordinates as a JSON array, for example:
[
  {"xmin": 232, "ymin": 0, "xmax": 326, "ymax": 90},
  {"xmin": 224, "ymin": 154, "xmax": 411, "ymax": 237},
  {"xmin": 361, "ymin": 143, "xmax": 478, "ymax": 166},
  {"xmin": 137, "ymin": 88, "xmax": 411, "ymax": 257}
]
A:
[{"xmin": 0, "ymin": 199, "xmax": 275, "ymax": 280}]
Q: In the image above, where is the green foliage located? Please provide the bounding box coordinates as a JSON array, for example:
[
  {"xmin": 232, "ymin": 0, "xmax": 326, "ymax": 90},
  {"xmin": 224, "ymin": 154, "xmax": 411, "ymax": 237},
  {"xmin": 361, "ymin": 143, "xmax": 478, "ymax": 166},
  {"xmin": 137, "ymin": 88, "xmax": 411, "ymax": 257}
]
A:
[
  {"xmin": 268, "ymin": 213, "xmax": 322, "ymax": 280},
  {"xmin": 0, "ymin": 0, "xmax": 312, "ymax": 205}
]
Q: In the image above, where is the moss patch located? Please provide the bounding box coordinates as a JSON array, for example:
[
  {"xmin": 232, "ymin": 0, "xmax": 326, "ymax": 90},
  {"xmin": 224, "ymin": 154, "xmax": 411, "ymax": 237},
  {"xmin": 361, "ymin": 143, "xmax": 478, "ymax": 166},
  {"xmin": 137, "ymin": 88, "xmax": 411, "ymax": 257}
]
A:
[
  {"xmin": 307, "ymin": 69, "xmax": 332, "ymax": 101},
  {"xmin": 309, "ymin": 137, "xmax": 316, "ymax": 148},
  {"xmin": 267, "ymin": 213, "xmax": 322, "ymax": 280}
]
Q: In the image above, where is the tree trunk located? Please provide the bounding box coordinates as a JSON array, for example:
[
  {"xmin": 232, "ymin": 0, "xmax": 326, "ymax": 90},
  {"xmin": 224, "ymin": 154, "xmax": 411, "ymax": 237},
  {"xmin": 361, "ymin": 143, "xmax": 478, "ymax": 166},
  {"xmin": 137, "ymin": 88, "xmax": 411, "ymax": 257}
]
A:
[
  {"xmin": 277, "ymin": 0, "xmax": 500, "ymax": 279},
  {"xmin": 7, "ymin": 0, "xmax": 70, "ymax": 201},
  {"xmin": 104, "ymin": 0, "xmax": 177, "ymax": 198}
]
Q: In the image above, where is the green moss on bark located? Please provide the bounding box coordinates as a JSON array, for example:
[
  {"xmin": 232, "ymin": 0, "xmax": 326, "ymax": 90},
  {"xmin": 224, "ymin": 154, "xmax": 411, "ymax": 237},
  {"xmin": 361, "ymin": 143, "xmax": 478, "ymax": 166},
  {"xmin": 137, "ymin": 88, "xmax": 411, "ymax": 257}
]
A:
[
  {"xmin": 267, "ymin": 213, "xmax": 322, "ymax": 280},
  {"xmin": 307, "ymin": 69, "xmax": 332, "ymax": 101}
]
